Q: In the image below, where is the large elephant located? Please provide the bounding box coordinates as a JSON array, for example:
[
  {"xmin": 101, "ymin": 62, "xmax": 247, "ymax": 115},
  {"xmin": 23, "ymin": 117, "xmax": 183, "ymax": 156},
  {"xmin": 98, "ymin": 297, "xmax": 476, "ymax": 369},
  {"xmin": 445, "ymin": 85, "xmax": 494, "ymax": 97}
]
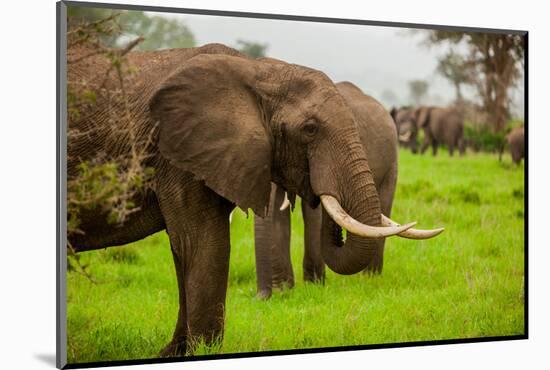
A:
[
  {"xmin": 254, "ymin": 82, "xmax": 444, "ymax": 298},
  {"xmin": 391, "ymin": 106, "xmax": 465, "ymax": 156},
  {"xmin": 500, "ymin": 126, "xmax": 525, "ymax": 164},
  {"xmin": 68, "ymin": 43, "xmax": 432, "ymax": 356}
]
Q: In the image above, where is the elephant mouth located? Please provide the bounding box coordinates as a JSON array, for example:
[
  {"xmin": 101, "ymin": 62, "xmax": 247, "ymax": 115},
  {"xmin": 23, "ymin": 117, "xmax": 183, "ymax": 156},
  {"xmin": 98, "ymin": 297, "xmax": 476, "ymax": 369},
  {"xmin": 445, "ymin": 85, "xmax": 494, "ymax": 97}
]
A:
[
  {"xmin": 299, "ymin": 173, "xmax": 320, "ymax": 209},
  {"xmin": 306, "ymin": 194, "xmax": 321, "ymax": 209}
]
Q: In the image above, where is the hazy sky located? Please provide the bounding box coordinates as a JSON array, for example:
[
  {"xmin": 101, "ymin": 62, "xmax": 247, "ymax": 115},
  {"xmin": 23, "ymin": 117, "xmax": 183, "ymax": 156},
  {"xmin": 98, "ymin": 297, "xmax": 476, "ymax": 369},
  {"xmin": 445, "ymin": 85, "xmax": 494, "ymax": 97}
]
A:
[{"xmin": 146, "ymin": 11, "xmax": 523, "ymax": 114}]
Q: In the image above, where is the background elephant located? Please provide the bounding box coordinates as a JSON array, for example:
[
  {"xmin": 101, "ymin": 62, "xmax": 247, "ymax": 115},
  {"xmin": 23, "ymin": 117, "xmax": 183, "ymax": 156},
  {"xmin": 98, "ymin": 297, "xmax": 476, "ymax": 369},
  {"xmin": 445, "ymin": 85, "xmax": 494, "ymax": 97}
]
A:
[
  {"xmin": 254, "ymin": 82, "xmax": 443, "ymax": 298},
  {"xmin": 500, "ymin": 126, "xmax": 525, "ymax": 164},
  {"xmin": 416, "ymin": 106, "xmax": 466, "ymax": 156},
  {"xmin": 254, "ymin": 184, "xmax": 297, "ymax": 297},
  {"xmin": 391, "ymin": 106, "xmax": 465, "ymax": 156},
  {"xmin": 390, "ymin": 106, "xmax": 419, "ymax": 153},
  {"xmin": 254, "ymin": 183, "xmax": 324, "ymax": 298},
  {"xmin": 68, "ymin": 44, "xmax": 418, "ymax": 356}
]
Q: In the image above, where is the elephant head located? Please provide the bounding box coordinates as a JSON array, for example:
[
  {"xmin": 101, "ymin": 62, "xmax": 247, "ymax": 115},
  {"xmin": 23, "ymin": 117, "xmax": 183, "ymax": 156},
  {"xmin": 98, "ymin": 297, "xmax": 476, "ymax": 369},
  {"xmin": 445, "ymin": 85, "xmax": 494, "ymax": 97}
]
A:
[
  {"xmin": 149, "ymin": 52, "xmax": 418, "ymax": 275},
  {"xmin": 391, "ymin": 106, "xmax": 419, "ymax": 153}
]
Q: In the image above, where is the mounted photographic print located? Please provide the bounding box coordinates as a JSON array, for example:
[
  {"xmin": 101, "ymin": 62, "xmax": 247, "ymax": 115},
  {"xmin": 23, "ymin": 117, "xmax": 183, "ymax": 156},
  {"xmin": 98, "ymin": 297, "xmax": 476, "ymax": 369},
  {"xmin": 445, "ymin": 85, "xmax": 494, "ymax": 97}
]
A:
[{"xmin": 56, "ymin": 1, "xmax": 527, "ymax": 368}]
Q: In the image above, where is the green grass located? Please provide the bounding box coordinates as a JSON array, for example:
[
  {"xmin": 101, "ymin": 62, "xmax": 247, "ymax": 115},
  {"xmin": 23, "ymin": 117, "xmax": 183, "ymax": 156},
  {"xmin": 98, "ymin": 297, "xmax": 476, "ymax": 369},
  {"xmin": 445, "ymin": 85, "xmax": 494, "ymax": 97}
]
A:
[{"xmin": 66, "ymin": 149, "xmax": 525, "ymax": 363}]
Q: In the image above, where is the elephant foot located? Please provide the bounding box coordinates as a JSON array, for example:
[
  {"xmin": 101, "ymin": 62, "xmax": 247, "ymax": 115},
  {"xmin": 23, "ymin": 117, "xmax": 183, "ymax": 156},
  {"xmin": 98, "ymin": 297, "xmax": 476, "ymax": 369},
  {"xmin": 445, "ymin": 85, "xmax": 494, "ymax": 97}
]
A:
[
  {"xmin": 276, "ymin": 280, "xmax": 295, "ymax": 290},
  {"xmin": 159, "ymin": 338, "xmax": 187, "ymax": 358},
  {"xmin": 272, "ymin": 277, "xmax": 295, "ymax": 292},
  {"xmin": 304, "ymin": 271, "xmax": 325, "ymax": 284},
  {"xmin": 256, "ymin": 289, "xmax": 272, "ymax": 300}
]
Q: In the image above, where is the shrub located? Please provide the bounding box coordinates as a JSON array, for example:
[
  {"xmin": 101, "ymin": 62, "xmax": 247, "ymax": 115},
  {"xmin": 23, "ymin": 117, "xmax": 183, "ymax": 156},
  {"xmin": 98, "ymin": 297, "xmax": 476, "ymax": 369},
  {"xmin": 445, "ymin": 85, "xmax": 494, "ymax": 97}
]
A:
[
  {"xmin": 464, "ymin": 120, "xmax": 524, "ymax": 153},
  {"xmin": 464, "ymin": 124, "xmax": 506, "ymax": 153}
]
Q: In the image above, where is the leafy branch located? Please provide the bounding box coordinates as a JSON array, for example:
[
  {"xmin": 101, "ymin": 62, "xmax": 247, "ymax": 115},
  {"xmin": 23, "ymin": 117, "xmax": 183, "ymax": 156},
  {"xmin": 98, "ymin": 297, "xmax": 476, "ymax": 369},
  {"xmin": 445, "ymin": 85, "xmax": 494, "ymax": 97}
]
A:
[{"xmin": 67, "ymin": 14, "xmax": 154, "ymax": 282}]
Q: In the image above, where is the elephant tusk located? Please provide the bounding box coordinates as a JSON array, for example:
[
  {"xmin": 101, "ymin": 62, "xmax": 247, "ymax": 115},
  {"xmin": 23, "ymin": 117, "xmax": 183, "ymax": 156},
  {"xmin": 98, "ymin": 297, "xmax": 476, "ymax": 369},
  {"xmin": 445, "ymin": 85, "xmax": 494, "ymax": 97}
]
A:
[
  {"xmin": 280, "ymin": 192, "xmax": 291, "ymax": 211},
  {"xmin": 320, "ymin": 195, "xmax": 416, "ymax": 239},
  {"xmin": 399, "ymin": 131, "xmax": 412, "ymax": 141},
  {"xmin": 381, "ymin": 214, "xmax": 444, "ymax": 240}
]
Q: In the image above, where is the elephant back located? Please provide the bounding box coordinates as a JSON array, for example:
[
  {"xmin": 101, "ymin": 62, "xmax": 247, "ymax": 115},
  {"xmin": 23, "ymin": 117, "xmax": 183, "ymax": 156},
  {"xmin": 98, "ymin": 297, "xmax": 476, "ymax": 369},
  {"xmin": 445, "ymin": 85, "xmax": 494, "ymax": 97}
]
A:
[
  {"xmin": 336, "ymin": 81, "xmax": 398, "ymax": 188},
  {"xmin": 66, "ymin": 44, "xmax": 246, "ymax": 177}
]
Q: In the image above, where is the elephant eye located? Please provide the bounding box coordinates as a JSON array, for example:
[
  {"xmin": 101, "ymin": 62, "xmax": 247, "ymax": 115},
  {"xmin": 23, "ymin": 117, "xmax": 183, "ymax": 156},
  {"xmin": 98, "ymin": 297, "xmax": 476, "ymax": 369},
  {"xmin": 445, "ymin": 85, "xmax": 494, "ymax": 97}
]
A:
[{"xmin": 302, "ymin": 120, "xmax": 319, "ymax": 137}]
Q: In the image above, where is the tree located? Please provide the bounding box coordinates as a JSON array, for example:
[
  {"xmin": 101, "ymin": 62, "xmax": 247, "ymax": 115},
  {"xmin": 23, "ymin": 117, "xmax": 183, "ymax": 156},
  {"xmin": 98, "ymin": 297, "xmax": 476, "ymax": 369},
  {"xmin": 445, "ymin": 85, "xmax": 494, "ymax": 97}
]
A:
[
  {"xmin": 67, "ymin": 6, "xmax": 195, "ymax": 50},
  {"xmin": 426, "ymin": 31, "xmax": 524, "ymax": 132},
  {"xmin": 236, "ymin": 39, "xmax": 269, "ymax": 58},
  {"xmin": 408, "ymin": 79, "xmax": 429, "ymax": 105},
  {"xmin": 437, "ymin": 50, "xmax": 471, "ymax": 103},
  {"xmin": 119, "ymin": 12, "xmax": 195, "ymax": 50}
]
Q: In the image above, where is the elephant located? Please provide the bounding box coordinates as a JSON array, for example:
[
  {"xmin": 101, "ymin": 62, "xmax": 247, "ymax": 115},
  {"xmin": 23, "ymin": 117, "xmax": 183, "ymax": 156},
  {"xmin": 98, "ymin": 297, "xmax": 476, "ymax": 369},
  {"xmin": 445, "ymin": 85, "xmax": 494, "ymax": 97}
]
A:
[
  {"xmin": 416, "ymin": 106, "xmax": 466, "ymax": 156},
  {"xmin": 254, "ymin": 82, "xmax": 444, "ymax": 298},
  {"xmin": 500, "ymin": 126, "xmax": 525, "ymax": 164},
  {"xmin": 68, "ymin": 42, "xmax": 437, "ymax": 356},
  {"xmin": 390, "ymin": 106, "xmax": 419, "ymax": 153},
  {"xmin": 391, "ymin": 106, "xmax": 465, "ymax": 156}
]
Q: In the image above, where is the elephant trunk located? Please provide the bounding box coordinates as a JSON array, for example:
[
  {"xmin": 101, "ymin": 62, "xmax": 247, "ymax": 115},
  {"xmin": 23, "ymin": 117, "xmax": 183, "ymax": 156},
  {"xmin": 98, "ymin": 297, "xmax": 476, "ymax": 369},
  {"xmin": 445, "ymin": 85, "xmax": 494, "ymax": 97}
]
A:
[
  {"xmin": 319, "ymin": 179, "xmax": 385, "ymax": 275},
  {"xmin": 310, "ymin": 125, "xmax": 392, "ymax": 275}
]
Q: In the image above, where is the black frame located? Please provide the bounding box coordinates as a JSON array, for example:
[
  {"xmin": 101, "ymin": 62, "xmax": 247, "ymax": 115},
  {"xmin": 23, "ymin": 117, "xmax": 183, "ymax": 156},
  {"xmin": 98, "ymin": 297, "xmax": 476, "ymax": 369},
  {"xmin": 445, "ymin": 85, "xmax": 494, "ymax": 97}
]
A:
[{"xmin": 56, "ymin": 1, "xmax": 528, "ymax": 368}]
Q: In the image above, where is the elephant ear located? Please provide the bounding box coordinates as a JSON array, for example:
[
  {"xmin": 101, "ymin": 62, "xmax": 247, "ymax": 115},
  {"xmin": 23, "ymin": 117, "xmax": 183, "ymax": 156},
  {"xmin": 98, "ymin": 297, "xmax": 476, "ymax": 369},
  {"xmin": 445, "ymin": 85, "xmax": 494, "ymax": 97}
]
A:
[
  {"xmin": 415, "ymin": 106, "xmax": 432, "ymax": 128},
  {"xmin": 149, "ymin": 54, "xmax": 274, "ymax": 217},
  {"xmin": 389, "ymin": 107, "xmax": 397, "ymax": 122}
]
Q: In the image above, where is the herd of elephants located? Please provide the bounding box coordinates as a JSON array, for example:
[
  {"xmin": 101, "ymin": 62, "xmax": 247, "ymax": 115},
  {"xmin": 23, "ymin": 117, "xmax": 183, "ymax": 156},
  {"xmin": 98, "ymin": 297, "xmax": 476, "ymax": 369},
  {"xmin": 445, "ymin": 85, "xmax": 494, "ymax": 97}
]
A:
[{"xmin": 67, "ymin": 43, "xmax": 524, "ymax": 357}]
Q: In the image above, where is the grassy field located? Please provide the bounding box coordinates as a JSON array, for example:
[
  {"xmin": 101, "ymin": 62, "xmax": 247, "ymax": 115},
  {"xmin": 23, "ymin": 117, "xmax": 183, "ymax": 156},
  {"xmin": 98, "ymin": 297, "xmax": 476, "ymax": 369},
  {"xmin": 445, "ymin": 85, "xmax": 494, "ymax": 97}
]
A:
[{"xmin": 66, "ymin": 148, "xmax": 525, "ymax": 364}]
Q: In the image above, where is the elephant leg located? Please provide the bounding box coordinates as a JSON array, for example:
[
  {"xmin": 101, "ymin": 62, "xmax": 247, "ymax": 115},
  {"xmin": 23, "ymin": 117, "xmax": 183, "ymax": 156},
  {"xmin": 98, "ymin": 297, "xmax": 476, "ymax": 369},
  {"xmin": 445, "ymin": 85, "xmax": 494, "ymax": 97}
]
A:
[
  {"xmin": 458, "ymin": 137, "xmax": 465, "ymax": 156},
  {"xmin": 420, "ymin": 134, "xmax": 430, "ymax": 154},
  {"xmin": 449, "ymin": 143, "xmax": 455, "ymax": 157},
  {"xmin": 302, "ymin": 201, "xmax": 325, "ymax": 283},
  {"xmin": 160, "ymin": 246, "xmax": 188, "ymax": 357},
  {"xmin": 271, "ymin": 186, "xmax": 294, "ymax": 291},
  {"xmin": 431, "ymin": 139, "xmax": 438, "ymax": 156},
  {"xmin": 363, "ymin": 164, "xmax": 397, "ymax": 274},
  {"xmin": 182, "ymin": 215, "xmax": 231, "ymax": 351},
  {"xmin": 512, "ymin": 150, "xmax": 521, "ymax": 165},
  {"xmin": 254, "ymin": 184, "xmax": 293, "ymax": 299},
  {"xmin": 254, "ymin": 213, "xmax": 274, "ymax": 299},
  {"xmin": 410, "ymin": 132, "xmax": 418, "ymax": 154},
  {"xmin": 157, "ymin": 175, "xmax": 233, "ymax": 356}
]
